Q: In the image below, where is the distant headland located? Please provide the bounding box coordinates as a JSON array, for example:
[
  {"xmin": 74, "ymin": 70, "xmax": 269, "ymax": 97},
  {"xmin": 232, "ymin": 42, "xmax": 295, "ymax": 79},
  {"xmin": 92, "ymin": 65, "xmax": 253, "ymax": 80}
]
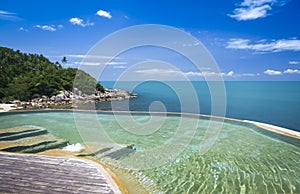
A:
[{"xmin": 0, "ymin": 47, "xmax": 136, "ymax": 111}]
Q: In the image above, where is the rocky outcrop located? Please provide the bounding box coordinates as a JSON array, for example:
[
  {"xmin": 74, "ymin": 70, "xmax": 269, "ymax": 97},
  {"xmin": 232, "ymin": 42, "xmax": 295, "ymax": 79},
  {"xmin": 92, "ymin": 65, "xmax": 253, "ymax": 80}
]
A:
[{"xmin": 13, "ymin": 88, "xmax": 137, "ymax": 110}]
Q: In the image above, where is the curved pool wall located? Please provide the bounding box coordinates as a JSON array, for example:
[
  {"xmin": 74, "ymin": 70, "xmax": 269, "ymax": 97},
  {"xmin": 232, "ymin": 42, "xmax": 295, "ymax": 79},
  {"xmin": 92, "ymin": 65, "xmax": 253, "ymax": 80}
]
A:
[
  {"xmin": 1, "ymin": 110, "xmax": 299, "ymax": 193},
  {"xmin": 1, "ymin": 110, "xmax": 299, "ymax": 147}
]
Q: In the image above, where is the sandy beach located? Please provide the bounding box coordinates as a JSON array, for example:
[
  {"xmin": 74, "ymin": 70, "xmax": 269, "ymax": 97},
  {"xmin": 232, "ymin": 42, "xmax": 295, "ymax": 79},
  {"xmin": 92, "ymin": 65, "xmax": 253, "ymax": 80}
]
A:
[
  {"xmin": 0, "ymin": 104, "xmax": 18, "ymax": 112},
  {"xmin": 244, "ymin": 120, "xmax": 300, "ymax": 139}
]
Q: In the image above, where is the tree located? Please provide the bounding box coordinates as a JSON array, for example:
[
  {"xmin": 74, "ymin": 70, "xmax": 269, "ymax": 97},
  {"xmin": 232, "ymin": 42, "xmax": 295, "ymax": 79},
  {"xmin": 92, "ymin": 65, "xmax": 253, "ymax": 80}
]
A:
[
  {"xmin": 61, "ymin": 56, "xmax": 68, "ymax": 64},
  {"xmin": 0, "ymin": 47, "xmax": 105, "ymax": 102}
]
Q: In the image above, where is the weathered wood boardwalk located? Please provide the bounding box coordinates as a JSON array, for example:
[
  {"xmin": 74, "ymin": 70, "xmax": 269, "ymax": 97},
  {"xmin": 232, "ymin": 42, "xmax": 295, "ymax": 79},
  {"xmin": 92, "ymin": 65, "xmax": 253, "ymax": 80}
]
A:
[{"xmin": 0, "ymin": 152, "xmax": 121, "ymax": 194}]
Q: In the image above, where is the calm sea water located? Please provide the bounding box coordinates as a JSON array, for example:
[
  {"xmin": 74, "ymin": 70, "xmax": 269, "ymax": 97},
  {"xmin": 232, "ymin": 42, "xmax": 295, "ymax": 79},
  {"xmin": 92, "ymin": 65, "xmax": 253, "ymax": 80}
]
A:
[{"xmin": 100, "ymin": 81, "xmax": 300, "ymax": 132}]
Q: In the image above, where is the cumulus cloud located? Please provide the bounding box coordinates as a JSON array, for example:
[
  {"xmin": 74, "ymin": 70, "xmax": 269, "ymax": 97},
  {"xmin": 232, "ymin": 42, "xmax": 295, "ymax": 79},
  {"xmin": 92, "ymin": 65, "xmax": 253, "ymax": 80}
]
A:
[
  {"xmin": 69, "ymin": 17, "xmax": 94, "ymax": 27},
  {"xmin": 264, "ymin": 69, "xmax": 282, "ymax": 75},
  {"xmin": 35, "ymin": 25, "xmax": 56, "ymax": 31},
  {"xmin": 264, "ymin": 68, "xmax": 300, "ymax": 75},
  {"xmin": 229, "ymin": 0, "xmax": 286, "ymax": 21},
  {"xmin": 229, "ymin": 4, "xmax": 271, "ymax": 20},
  {"xmin": 96, "ymin": 10, "xmax": 112, "ymax": 19},
  {"xmin": 18, "ymin": 27, "xmax": 28, "ymax": 32},
  {"xmin": 227, "ymin": 71, "xmax": 234, "ymax": 77},
  {"xmin": 283, "ymin": 69, "xmax": 300, "ymax": 74},
  {"xmin": 226, "ymin": 38, "xmax": 300, "ymax": 53}
]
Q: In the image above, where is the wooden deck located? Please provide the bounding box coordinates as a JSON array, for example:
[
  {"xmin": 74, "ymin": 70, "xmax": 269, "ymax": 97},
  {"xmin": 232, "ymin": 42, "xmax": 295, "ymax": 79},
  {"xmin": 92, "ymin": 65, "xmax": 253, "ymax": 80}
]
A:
[{"xmin": 0, "ymin": 152, "xmax": 121, "ymax": 194}]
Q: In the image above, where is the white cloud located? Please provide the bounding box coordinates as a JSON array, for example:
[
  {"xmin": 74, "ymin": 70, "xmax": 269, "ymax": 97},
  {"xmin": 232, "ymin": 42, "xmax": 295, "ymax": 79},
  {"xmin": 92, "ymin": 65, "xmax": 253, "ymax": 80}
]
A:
[
  {"xmin": 235, "ymin": 73, "xmax": 260, "ymax": 77},
  {"xmin": 186, "ymin": 70, "xmax": 259, "ymax": 77},
  {"xmin": 74, "ymin": 61, "xmax": 100, "ymax": 66},
  {"xmin": 107, "ymin": 62, "xmax": 128, "ymax": 65},
  {"xmin": 229, "ymin": 4, "xmax": 271, "ymax": 21},
  {"xmin": 229, "ymin": 0, "xmax": 285, "ymax": 21},
  {"xmin": 35, "ymin": 25, "xmax": 56, "ymax": 32},
  {"xmin": 0, "ymin": 10, "xmax": 12, "ymax": 15},
  {"xmin": 73, "ymin": 61, "xmax": 127, "ymax": 66},
  {"xmin": 67, "ymin": 54, "xmax": 120, "ymax": 60},
  {"xmin": 18, "ymin": 27, "xmax": 28, "ymax": 32},
  {"xmin": 135, "ymin": 68, "xmax": 180, "ymax": 75},
  {"xmin": 69, "ymin": 17, "xmax": 94, "ymax": 27},
  {"xmin": 0, "ymin": 10, "xmax": 20, "ymax": 21},
  {"xmin": 283, "ymin": 69, "xmax": 300, "ymax": 74},
  {"xmin": 264, "ymin": 69, "xmax": 282, "ymax": 75},
  {"xmin": 96, "ymin": 10, "xmax": 112, "ymax": 19},
  {"xmin": 241, "ymin": 0, "xmax": 276, "ymax": 6},
  {"xmin": 288, "ymin": 61, "xmax": 300, "ymax": 65},
  {"xmin": 69, "ymin": 17, "xmax": 83, "ymax": 26},
  {"xmin": 136, "ymin": 69, "xmax": 257, "ymax": 78},
  {"xmin": 264, "ymin": 68, "xmax": 300, "ymax": 75},
  {"xmin": 227, "ymin": 71, "xmax": 234, "ymax": 77},
  {"xmin": 67, "ymin": 54, "xmax": 87, "ymax": 58},
  {"xmin": 226, "ymin": 38, "xmax": 300, "ymax": 53},
  {"xmin": 113, "ymin": 66, "xmax": 127, "ymax": 69}
]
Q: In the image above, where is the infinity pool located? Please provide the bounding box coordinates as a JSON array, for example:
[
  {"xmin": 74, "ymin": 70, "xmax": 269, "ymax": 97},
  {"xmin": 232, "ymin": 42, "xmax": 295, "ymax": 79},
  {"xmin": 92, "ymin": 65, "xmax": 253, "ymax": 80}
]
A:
[{"xmin": 0, "ymin": 111, "xmax": 299, "ymax": 193}]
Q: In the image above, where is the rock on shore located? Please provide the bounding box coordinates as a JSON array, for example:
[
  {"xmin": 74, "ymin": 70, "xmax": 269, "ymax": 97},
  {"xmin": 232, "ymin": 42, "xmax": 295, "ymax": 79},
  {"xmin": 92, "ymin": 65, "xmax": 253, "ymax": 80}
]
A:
[{"xmin": 4, "ymin": 88, "xmax": 137, "ymax": 111}]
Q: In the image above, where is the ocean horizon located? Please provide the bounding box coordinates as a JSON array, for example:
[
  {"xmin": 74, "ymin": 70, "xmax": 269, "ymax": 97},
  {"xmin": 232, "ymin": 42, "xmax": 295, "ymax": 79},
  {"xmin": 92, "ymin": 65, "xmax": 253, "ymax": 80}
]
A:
[{"xmin": 100, "ymin": 81, "xmax": 300, "ymax": 132}]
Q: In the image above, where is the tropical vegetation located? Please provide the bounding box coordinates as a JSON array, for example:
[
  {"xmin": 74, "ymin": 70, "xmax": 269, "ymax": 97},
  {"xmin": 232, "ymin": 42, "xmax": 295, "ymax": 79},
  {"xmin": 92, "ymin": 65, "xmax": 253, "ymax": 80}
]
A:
[{"xmin": 0, "ymin": 46, "xmax": 104, "ymax": 102}]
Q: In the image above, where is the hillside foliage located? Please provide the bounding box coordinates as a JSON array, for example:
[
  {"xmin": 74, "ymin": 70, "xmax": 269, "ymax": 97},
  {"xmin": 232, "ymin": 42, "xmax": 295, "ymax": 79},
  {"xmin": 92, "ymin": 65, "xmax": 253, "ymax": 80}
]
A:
[{"xmin": 0, "ymin": 47, "xmax": 104, "ymax": 102}]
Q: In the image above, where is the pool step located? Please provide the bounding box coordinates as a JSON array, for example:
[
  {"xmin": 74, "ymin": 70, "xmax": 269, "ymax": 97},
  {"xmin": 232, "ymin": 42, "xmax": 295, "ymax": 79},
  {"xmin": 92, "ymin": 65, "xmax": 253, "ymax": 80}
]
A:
[
  {"xmin": 0, "ymin": 126, "xmax": 68, "ymax": 154},
  {"xmin": 0, "ymin": 127, "xmax": 48, "ymax": 141},
  {"xmin": 79, "ymin": 144, "xmax": 136, "ymax": 160}
]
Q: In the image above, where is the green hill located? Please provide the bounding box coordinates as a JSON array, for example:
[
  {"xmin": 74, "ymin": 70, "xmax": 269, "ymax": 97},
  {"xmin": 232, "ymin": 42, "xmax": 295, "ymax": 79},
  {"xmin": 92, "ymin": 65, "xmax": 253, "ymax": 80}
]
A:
[{"xmin": 0, "ymin": 47, "xmax": 104, "ymax": 102}]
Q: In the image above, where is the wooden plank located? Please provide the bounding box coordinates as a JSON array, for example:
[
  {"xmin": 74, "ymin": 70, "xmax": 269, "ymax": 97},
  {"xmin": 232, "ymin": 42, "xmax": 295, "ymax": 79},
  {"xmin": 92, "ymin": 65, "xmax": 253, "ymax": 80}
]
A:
[{"xmin": 0, "ymin": 152, "xmax": 121, "ymax": 194}]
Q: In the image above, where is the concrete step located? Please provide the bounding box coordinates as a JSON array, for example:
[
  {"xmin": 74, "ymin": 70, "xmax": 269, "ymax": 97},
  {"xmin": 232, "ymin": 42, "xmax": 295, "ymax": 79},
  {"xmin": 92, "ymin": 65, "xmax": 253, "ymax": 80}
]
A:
[
  {"xmin": 0, "ymin": 127, "xmax": 48, "ymax": 141},
  {"xmin": 0, "ymin": 126, "xmax": 68, "ymax": 154}
]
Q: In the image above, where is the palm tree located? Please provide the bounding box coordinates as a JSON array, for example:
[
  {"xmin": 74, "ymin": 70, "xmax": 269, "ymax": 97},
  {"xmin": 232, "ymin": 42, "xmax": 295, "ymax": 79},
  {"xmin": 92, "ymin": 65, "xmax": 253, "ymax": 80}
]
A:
[{"xmin": 61, "ymin": 56, "xmax": 68, "ymax": 64}]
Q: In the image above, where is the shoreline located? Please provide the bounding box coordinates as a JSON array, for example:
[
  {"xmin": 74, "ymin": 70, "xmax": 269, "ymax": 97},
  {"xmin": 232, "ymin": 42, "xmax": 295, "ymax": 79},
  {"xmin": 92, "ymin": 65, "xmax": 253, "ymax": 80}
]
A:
[{"xmin": 0, "ymin": 103, "xmax": 19, "ymax": 112}]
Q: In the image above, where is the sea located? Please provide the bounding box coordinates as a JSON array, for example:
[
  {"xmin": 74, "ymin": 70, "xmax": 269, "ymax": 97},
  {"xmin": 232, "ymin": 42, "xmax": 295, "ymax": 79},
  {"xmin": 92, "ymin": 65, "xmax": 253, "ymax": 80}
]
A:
[{"xmin": 100, "ymin": 81, "xmax": 300, "ymax": 132}]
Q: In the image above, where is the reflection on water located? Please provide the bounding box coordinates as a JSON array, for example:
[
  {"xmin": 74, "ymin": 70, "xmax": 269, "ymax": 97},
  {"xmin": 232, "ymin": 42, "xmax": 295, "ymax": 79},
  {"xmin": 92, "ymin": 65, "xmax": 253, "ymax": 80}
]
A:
[
  {"xmin": 141, "ymin": 122, "xmax": 300, "ymax": 193},
  {"xmin": 0, "ymin": 111, "xmax": 299, "ymax": 193}
]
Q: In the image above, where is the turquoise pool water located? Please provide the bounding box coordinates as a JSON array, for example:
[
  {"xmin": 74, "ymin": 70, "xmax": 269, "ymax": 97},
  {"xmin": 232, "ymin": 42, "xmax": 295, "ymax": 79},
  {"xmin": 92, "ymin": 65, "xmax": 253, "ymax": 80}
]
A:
[{"xmin": 0, "ymin": 111, "xmax": 299, "ymax": 193}]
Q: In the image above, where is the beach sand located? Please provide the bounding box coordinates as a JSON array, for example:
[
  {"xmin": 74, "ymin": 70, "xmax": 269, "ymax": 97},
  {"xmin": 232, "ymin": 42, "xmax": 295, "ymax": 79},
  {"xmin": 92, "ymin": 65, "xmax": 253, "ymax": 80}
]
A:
[
  {"xmin": 244, "ymin": 120, "xmax": 300, "ymax": 139},
  {"xmin": 0, "ymin": 104, "xmax": 18, "ymax": 112}
]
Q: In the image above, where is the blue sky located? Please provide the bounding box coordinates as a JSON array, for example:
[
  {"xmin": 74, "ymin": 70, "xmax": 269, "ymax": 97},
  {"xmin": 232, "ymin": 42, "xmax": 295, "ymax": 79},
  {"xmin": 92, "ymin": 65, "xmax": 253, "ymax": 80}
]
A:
[{"xmin": 1, "ymin": 0, "xmax": 300, "ymax": 81}]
